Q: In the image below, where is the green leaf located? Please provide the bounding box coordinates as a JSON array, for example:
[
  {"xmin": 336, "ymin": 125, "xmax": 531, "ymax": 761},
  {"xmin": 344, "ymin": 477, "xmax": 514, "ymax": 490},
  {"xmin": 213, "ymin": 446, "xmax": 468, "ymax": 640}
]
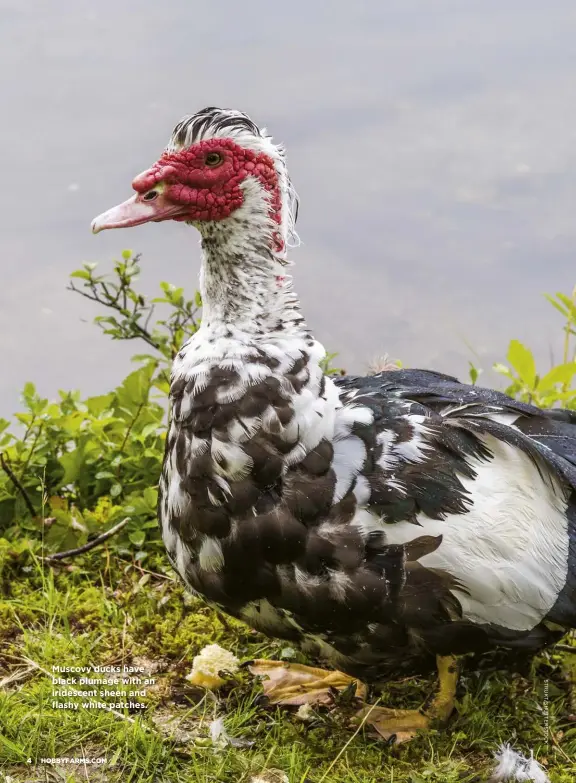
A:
[
  {"xmin": 139, "ymin": 423, "xmax": 159, "ymax": 439},
  {"xmin": 153, "ymin": 377, "xmax": 170, "ymax": 395},
  {"xmin": 493, "ymin": 363, "xmax": 514, "ymax": 378},
  {"xmin": 143, "ymin": 487, "xmax": 158, "ymax": 508},
  {"xmin": 85, "ymin": 393, "xmax": 115, "ymax": 417},
  {"xmin": 22, "ymin": 382, "xmax": 36, "ymax": 400},
  {"xmin": 115, "ymin": 364, "xmax": 154, "ymax": 410},
  {"xmin": 540, "ymin": 390, "xmax": 576, "ymax": 404},
  {"xmin": 131, "ymin": 352, "xmax": 160, "ymax": 364},
  {"xmin": 538, "ymin": 363, "xmax": 576, "ymax": 391},
  {"xmin": 129, "ymin": 530, "xmax": 146, "ymax": 547},
  {"xmin": 59, "ymin": 449, "xmax": 85, "ymax": 485},
  {"xmin": 110, "ymin": 483, "xmax": 122, "ymax": 498},
  {"xmin": 544, "ymin": 293, "xmax": 569, "ymax": 318},
  {"xmin": 555, "ymin": 292, "xmax": 576, "ymax": 319},
  {"xmin": 468, "ymin": 362, "xmax": 482, "ymax": 386},
  {"xmin": 506, "ymin": 339, "xmax": 536, "ymax": 388},
  {"xmin": 70, "ymin": 269, "xmax": 92, "ymax": 280}
]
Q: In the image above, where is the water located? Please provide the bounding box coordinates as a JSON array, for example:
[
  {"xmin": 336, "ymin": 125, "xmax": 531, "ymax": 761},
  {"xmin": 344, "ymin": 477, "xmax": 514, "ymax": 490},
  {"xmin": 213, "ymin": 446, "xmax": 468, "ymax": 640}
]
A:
[{"xmin": 1, "ymin": 0, "xmax": 576, "ymax": 414}]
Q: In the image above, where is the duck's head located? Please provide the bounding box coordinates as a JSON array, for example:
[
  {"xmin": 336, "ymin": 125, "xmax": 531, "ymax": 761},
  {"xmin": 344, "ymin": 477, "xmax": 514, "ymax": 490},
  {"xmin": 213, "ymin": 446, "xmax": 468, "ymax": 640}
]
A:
[{"xmin": 91, "ymin": 107, "xmax": 298, "ymax": 256}]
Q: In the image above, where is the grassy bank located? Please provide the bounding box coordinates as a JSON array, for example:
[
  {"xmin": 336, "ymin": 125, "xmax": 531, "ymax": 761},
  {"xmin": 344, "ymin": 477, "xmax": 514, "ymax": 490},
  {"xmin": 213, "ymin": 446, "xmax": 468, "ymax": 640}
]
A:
[{"xmin": 1, "ymin": 542, "xmax": 575, "ymax": 782}]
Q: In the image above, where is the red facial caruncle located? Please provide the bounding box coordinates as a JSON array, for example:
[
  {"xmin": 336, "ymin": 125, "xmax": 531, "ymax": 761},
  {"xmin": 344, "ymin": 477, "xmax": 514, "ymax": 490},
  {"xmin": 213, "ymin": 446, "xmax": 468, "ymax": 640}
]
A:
[{"xmin": 91, "ymin": 138, "xmax": 285, "ymax": 251}]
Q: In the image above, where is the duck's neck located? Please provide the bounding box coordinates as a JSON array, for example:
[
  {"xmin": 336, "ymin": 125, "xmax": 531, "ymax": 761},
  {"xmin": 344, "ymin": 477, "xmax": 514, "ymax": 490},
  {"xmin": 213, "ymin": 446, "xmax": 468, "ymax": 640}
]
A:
[{"xmin": 197, "ymin": 205, "xmax": 309, "ymax": 341}]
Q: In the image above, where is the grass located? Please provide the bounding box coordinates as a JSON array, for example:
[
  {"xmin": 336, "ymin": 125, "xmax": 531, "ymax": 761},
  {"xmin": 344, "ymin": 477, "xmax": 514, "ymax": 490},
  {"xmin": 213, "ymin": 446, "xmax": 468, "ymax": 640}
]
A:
[{"xmin": 0, "ymin": 540, "xmax": 575, "ymax": 783}]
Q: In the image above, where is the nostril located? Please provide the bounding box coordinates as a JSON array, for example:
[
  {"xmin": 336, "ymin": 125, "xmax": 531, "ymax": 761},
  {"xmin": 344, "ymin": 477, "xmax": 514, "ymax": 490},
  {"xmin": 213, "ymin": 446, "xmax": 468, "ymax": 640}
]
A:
[{"xmin": 143, "ymin": 190, "xmax": 158, "ymax": 202}]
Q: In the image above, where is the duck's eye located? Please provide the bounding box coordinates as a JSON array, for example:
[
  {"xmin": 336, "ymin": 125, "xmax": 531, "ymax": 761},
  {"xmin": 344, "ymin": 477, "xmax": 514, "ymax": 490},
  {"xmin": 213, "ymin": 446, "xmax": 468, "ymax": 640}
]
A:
[
  {"xmin": 143, "ymin": 190, "xmax": 158, "ymax": 201},
  {"xmin": 205, "ymin": 152, "xmax": 223, "ymax": 167}
]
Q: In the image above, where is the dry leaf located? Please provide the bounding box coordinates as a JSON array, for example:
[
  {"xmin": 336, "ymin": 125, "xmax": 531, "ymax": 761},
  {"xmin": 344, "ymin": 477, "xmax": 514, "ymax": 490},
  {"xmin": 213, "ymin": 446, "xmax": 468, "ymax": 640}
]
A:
[
  {"xmin": 248, "ymin": 659, "xmax": 367, "ymax": 706},
  {"xmin": 355, "ymin": 704, "xmax": 428, "ymax": 744}
]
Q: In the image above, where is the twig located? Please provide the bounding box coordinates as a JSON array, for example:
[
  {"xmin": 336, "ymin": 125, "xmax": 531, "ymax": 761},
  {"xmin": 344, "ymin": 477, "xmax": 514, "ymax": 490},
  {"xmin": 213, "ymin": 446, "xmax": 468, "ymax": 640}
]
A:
[
  {"xmin": 43, "ymin": 517, "xmax": 130, "ymax": 562},
  {"xmin": 317, "ymin": 697, "xmax": 381, "ymax": 783},
  {"xmin": 0, "ymin": 665, "xmax": 37, "ymax": 689},
  {"xmin": 67, "ymin": 283, "xmax": 163, "ymax": 352},
  {"xmin": 549, "ymin": 730, "xmax": 572, "ymax": 763},
  {"xmin": 117, "ymin": 557, "xmax": 175, "ymax": 582},
  {"xmin": 117, "ymin": 402, "xmax": 145, "ymax": 474},
  {"xmin": 216, "ymin": 611, "xmax": 232, "ymax": 632},
  {"xmin": 21, "ymin": 413, "xmax": 37, "ymax": 444},
  {"xmin": 554, "ymin": 644, "xmax": 576, "ymax": 654},
  {"xmin": 0, "ymin": 452, "xmax": 37, "ymax": 517},
  {"xmin": 20, "ymin": 421, "xmax": 44, "ymax": 477}
]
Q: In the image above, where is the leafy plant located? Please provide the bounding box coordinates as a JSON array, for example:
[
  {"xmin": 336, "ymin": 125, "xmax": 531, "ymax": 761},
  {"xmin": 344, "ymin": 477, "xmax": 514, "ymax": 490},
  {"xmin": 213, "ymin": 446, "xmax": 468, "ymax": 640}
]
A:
[
  {"xmin": 68, "ymin": 250, "xmax": 202, "ymax": 394},
  {"xmin": 0, "ymin": 251, "xmax": 203, "ymax": 556},
  {"xmin": 492, "ymin": 288, "xmax": 576, "ymax": 408},
  {"xmin": 0, "ymin": 365, "xmax": 163, "ymax": 558}
]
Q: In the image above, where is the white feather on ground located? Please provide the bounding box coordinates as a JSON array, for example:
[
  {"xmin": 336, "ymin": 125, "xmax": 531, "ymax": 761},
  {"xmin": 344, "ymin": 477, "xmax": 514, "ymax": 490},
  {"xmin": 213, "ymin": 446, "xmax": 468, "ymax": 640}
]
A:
[
  {"xmin": 489, "ymin": 744, "xmax": 551, "ymax": 782},
  {"xmin": 249, "ymin": 772, "xmax": 289, "ymax": 783}
]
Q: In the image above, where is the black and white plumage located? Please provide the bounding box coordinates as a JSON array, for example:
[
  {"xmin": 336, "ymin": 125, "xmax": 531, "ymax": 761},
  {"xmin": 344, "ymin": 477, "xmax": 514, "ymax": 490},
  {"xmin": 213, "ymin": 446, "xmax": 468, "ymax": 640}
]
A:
[{"xmin": 92, "ymin": 107, "xmax": 576, "ymax": 685}]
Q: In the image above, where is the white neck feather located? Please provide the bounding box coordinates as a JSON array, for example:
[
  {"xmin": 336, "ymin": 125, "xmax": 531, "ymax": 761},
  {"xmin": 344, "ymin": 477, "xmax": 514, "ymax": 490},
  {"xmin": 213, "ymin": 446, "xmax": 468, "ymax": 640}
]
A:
[{"xmin": 196, "ymin": 177, "xmax": 309, "ymax": 341}]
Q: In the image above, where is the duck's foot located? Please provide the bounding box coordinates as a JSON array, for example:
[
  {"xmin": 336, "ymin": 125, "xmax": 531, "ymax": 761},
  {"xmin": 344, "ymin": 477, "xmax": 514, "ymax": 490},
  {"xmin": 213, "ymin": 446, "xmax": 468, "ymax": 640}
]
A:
[
  {"xmin": 358, "ymin": 655, "xmax": 459, "ymax": 743},
  {"xmin": 248, "ymin": 659, "xmax": 368, "ymax": 705},
  {"xmin": 249, "ymin": 655, "xmax": 458, "ymax": 745}
]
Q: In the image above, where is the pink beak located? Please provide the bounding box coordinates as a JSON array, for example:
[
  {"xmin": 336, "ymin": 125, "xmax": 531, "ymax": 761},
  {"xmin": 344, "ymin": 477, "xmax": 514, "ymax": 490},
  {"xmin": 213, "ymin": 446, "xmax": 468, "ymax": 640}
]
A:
[{"xmin": 91, "ymin": 192, "xmax": 186, "ymax": 234}]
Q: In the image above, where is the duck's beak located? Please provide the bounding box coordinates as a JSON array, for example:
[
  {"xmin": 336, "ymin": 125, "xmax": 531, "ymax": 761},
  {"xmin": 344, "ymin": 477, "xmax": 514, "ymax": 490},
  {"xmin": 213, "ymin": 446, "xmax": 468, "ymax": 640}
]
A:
[{"xmin": 91, "ymin": 190, "xmax": 185, "ymax": 234}]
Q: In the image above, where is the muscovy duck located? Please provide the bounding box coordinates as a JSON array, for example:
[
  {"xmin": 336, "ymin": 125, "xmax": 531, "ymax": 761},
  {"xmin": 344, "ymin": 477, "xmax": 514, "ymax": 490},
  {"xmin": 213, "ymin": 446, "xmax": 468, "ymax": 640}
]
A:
[{"xmin": 92, "ymin": 107, "xmax": 576, "ymax": 739}]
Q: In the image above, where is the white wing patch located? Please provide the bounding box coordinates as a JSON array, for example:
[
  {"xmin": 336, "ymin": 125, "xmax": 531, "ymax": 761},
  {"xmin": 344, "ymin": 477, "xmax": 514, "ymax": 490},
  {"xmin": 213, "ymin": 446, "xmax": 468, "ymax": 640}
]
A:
[
  {"xmin": 198, "ymin": 537, "xmax": 225, "ymax": 572},
  {"xmin": 353, "ymin": 474, "xmax": 372, "ymax": 505},
  {"xmin": 330, "ymin": 403, "xmax": 375, "ymax": 503},
  {"xmin": 333, "ymin": 404, "xmax": 374, "ymax": 439},
  {"xmin": 394, "ymin": 417, "xmax": 434, "ymax": 463},
  {"xmin": 282, "ymin": 377, "xmax": 341, "ymax": 466},
  {"xmin": 357, "ymin": 433, "xmax": 570, "ymax": 631},
  {"xmin": 376, "ymin": 429, "xmax": 398, "ymax": 471},
  {"xmin": 332, "ymin": 435, "xmax": 367, "ymax": 503}
]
